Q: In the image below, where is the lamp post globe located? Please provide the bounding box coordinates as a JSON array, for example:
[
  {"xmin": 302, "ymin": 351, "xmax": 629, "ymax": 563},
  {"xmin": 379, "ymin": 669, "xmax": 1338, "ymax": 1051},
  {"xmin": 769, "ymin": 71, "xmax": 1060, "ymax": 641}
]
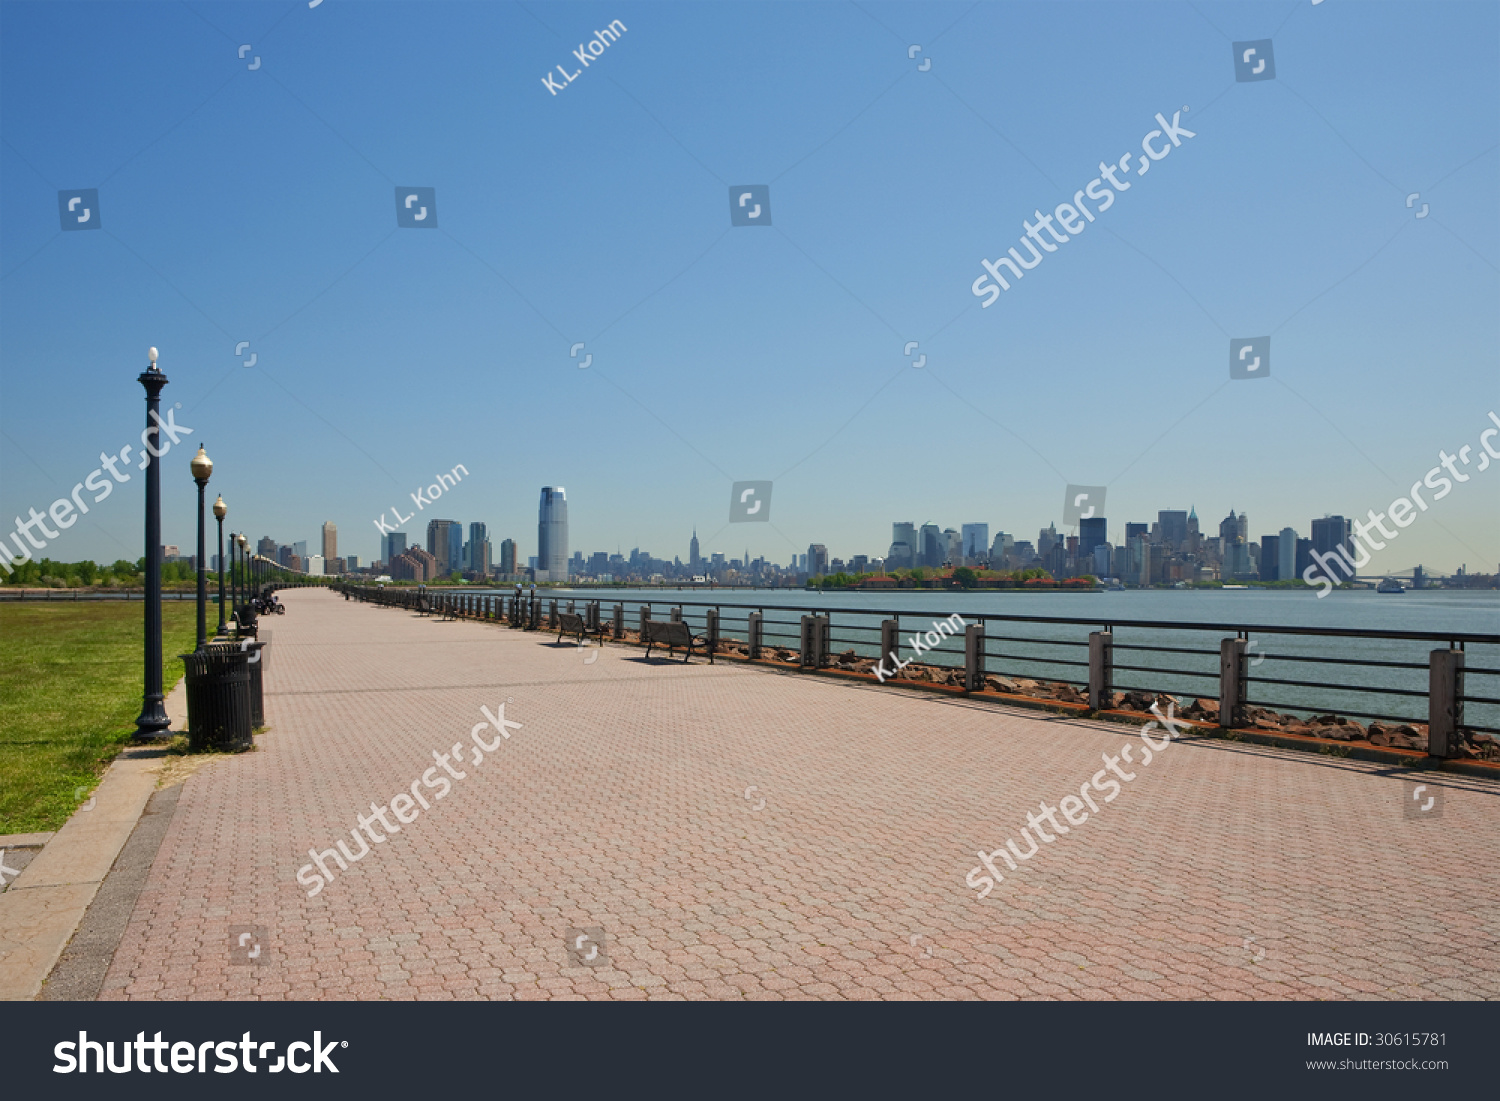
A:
[
  {"xmin": 133, "ymin": 347, "xmax": 171, "ymax": 740},
  {"xmin": 191, "ymin": 445, "xmax": 212, "ymax": 650},
  {"xmin": 213, "ymin": 495, "xmax": 228, "ymax": 636}
]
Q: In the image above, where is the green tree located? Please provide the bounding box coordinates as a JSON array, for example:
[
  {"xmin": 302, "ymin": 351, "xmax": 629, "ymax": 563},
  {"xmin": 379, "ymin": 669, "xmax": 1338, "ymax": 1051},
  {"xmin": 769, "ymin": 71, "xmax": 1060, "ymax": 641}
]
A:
[{"xmin": 951, "ymin": 567, "xmax": 978, "ymax": 589}]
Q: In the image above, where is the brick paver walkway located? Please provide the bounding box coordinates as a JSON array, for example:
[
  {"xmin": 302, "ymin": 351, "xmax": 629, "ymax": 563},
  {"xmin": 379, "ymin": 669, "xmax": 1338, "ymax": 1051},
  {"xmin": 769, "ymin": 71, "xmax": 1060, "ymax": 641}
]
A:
[{"xmin": 99, "ymin": 590, "xmax": 1500, "ymax": 1000}]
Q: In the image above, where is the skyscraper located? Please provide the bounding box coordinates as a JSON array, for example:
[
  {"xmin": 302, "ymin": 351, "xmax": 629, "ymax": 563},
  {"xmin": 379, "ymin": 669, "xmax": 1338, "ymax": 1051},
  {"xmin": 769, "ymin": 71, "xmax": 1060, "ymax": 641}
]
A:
[
  {"xmin": 1274, "ymin": 526, "xmax": 1296, "ymax": 583},
  {"xmin": 1079, "ymin": 516, "xmax": 1108, "ymax": 559},
  {"xmin": 807, "ymin": 544, "xmax": 829, "ymax": 575},
  {"xmin": 499, "ymin": 538, "xmax": 517, "ymax": 576},
  {"xmin": 1310, "ymin": 516, "xmax": 1353, "ymax": 561},
  {"xmin": 427, "ymin": 519, "xmax": 461, "ymax": 576},
  {"xmin": 321, "ymin": 522, "xmax": 337, "ymax": 562},
  {"xmin": 1259, "ymin": 534, "xmax": 1280, "ymax": 581},
  {"xmin": 383, "ymin": 531, "xmax": 407, "ymax": 563},
  {"xmin": 961, "ymin": 523, "xmax": 989, "ymax": 563},
  {"xmin": 538, "ymin": 487, "xmax": 568, "ymax": 580},
  {"xmin": 690, "ymin": 529, "xmax": 701, "ymax": 570},
  {"xmin": 919, "ymin": 524, "xmax": 942, "ymax": 568},
  {"xmin": 1037, "ymin": 523, "xmax": 1059, "ymax": 559},
  {"xmin": 888, "ymin": 522, "xmax": 917, "ymax": 570},
  {"xmin": 468, "ymin": 522, "xmax": 491, "ymax": 575},
  {"xmin": 1158, "ymin": 510, "xmax": 1188, "ymax": 549}
]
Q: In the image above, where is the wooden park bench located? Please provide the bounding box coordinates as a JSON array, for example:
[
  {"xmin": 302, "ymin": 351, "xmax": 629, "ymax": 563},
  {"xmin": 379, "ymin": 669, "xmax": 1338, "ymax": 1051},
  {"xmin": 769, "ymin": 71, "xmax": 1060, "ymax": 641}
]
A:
[
  {"xmin": 643, "ymin": 619, "xmax": 713, "ymax": 664},
  {"xmin": 557, "ymin": 611, "xmax": 606, "ymax": 647},
  {"xmin": 416, "ymin": 595, "xmax": 433, "ymax": 617},
  {"xmin": 439, "ymin": 598, "xmax": 458, "ymax": 622}
]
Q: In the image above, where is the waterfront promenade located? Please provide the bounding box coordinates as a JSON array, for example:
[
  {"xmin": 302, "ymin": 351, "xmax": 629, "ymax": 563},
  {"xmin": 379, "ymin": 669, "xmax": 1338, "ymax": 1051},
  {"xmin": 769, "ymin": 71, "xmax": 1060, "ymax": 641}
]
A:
[{"xmin": 87, "ymin": 589, "xmax": 1498, "ymax": 1000}]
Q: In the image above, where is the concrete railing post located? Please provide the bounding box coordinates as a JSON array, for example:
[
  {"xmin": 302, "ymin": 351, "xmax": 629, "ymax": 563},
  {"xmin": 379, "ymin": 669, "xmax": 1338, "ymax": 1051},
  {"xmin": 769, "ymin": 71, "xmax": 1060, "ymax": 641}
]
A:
[
  {"xmin": 801, "ymin": 615, "xmax": 828, "ymax": 669},
  {"xmin": 639, "ymin": 604, "xmax": 650, "ymax": 640},
  {"xmin": 567, "ymin": 600, "xmax": 575, "ymax": 616},
  {"xmin": 1219, "ymin": 637, "xmax": 1248, "ymax": 729},
  {"xmin": 964, "ymin": 622, "xmax": 985, "ymax": 692},
  {"xmin": 881, "ymin": 619, "xmax": 899, "ymax": 669},
  {"xmin": 1429, "ymin": 648, "xmax": 1464, "ymax": 758},
  {"xmin": 549, "ymin": 599, "xmax": 558, "ymax": 628},
  {"xmin": 748, "ymin": 612, "xmax": 762, "ymax": 658},
  {"xmin": 1089, "ymin": 631, "xmax": 1114, "ymax": 711},
  {"xmin": 613, "ymin": 603, "xmax": 624, "ymax": 639},
  {"xmin": 671, "ymin": 606, "xmax": 682, "ymax": 623},
  {"xmin": 706, "ymin": 608, "xmax": 718, "ymax": 654}
]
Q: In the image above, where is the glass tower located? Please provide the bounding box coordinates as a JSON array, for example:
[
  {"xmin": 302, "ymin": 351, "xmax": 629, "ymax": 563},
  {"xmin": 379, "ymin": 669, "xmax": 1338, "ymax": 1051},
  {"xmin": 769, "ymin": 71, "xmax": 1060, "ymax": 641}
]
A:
[{"xmin": 538, "ymin": 487, "xmax": 568, "ymax": 580}]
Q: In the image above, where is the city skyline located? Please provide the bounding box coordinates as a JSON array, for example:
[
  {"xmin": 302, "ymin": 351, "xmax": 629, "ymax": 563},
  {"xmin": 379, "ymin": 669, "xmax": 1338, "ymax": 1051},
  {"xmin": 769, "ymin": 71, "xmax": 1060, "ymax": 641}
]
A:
[{"xmin": 213, "ymin": 491, "xmax": 1485, "ymax": 587}]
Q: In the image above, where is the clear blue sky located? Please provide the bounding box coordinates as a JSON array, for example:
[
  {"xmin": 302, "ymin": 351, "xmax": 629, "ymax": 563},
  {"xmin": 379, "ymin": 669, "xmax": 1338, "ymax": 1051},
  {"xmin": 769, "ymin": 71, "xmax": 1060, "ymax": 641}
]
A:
[{"xmin": 2, "ymin": 0, "xmax": 1496, "ymax": 576}]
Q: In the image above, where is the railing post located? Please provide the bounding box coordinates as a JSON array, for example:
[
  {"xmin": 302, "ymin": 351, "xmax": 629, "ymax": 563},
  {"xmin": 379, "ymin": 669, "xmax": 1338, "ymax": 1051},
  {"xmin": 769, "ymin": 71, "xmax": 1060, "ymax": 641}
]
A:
[
  {"xmin": 881, "ymin": 619, "xmax": 899, "ymax": 669},
  {"xmin": 748, "ymin": 611, "xmax": 762, "ymax": 658},
  {"xmin": 1089, "ymin": 630, "xmax": 1113, "ymax": 711},
  {"xmin": 818, "ymin": 615, "xmax": 830, "ymax": 668},
  {"xmin": 706, "ymin": 608, "xmax": 718, "ymax": 654},
  {"xmin": 799, "ymin": 615, "xmax": 815, "ymax": 668},
  {"xmin": 567, "ymin": 600, "xmax": 575, "ymax": 615},
  {"xmin": 671, "ymin": 606, "xmax": 682, "ymax": 623},
  {"xmin": 964, "ymin": 622, "xmax": 985, "ymax": 692},
  {"xmin": 613, "ymin": 603, "xmax": 624, "ymax": 639},
  {"xmin": 639, "ymin": 604, "xmax": 650, "ymax": 639},
  {"xmin": 1429, "ymin": 648, "xmax": 1464, "ymax": 758},
  {"xmin": 1219, "ymin": 637, "xmax": 1247, "ymax": 729},
  {"xmin": 549, "ymin": 599, "xmax": 558, "ymax": 628}
]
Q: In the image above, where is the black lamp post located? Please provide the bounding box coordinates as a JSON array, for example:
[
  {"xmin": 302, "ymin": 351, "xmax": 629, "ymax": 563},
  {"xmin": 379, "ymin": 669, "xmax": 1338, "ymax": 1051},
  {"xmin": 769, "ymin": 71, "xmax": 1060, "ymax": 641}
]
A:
[
  {"xmin": 214, "ymin": 496, "xmax": 227, "ymax": 636},
  {"xmin": 191, "ymin": 444, "xmax": 213, "ymax": 650},
  {"xmin": 227, "ymin": 532, "xmax": 238, "ymax": 618},
  {"xmin": 134, "ymin": 347, "xmax": 171, "ymax": 740},
  {"xmin": 235, "ymin": 533, "xmax": 248, "ymax": 617}
]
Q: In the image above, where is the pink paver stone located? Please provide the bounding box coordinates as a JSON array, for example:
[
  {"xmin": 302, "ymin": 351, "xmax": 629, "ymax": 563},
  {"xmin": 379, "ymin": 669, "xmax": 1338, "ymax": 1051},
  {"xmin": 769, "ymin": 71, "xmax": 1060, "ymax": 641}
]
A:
[{"xmin": 98, "ymin": 590, "xmax": 1500, "ymax": 1001}]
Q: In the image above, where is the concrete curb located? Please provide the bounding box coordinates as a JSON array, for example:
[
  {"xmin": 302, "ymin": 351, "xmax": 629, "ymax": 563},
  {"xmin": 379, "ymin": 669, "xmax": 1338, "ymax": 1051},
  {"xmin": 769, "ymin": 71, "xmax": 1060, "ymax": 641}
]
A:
[{"xmin": 0, "ymin": 678, "xmax": 186, "ymax": 1001}]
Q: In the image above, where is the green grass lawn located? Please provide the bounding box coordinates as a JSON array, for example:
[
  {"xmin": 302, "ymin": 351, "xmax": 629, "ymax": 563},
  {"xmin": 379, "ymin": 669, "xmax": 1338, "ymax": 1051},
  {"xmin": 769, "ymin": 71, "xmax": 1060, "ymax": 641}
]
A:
[{"xmin": 0, "ymin": 602, "xmax": 198, "ymax": 833}]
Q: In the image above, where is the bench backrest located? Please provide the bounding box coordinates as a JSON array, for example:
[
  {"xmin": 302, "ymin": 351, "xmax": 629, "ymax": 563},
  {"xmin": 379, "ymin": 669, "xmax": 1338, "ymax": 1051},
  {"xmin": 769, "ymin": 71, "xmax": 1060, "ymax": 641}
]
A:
[
  {"xmin": 558, "ymin": 612, "xmax": 585, "ymax": 631},
  {"xmin": 645, "ymin": 620, "xmax": 692, "ymax": 646}
]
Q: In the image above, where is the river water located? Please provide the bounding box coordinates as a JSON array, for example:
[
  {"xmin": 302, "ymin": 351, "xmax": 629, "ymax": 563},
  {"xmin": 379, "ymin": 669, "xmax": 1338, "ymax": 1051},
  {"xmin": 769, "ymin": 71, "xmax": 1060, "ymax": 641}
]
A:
[{"xmin": 480, "ymin": 586, "xmax": 1499, "ymax": 731}]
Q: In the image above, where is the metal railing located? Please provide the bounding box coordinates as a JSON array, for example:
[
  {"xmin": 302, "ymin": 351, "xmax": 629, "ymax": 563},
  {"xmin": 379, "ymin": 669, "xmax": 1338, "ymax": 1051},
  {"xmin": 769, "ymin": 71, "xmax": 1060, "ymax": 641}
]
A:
[{"xmin": 338, "ymin": 586, "xmax": 1500, "ymax": 756}]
